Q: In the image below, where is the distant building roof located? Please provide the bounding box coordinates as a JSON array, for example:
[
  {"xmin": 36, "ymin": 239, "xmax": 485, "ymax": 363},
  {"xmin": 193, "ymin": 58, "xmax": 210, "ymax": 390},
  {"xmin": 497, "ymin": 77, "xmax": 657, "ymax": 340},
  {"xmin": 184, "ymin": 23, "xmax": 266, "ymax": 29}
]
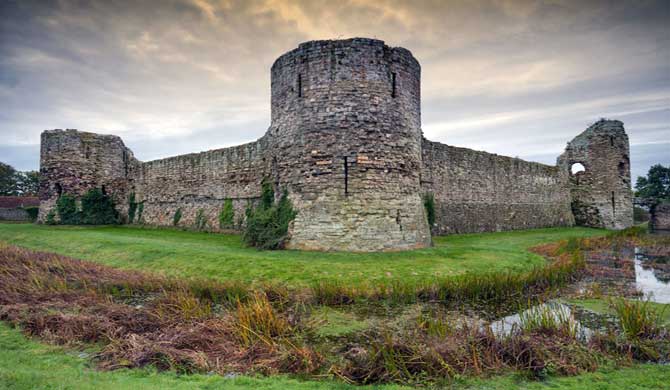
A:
[{"xmin": 0, "ymin": 196, "xmax": 40, "ymax": 208}]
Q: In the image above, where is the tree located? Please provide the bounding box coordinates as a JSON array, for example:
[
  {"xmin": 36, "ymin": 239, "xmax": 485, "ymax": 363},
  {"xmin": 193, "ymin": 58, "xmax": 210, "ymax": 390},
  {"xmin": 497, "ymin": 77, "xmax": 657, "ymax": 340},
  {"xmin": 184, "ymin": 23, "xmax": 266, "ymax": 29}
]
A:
[
  {"xmin": 0, "ymin": 162, "xmax": 18, "ymax": 195},
  {"xmin": 635, "ymin": 164, "xmax": 670, "ymax": 201},
  {"xmin": 0, "ymin": 162, "xmax": 39, "ymax": 196},
  {"xmin": 15, "ymin": 171, "xmax": 39, "ymax": 196}
]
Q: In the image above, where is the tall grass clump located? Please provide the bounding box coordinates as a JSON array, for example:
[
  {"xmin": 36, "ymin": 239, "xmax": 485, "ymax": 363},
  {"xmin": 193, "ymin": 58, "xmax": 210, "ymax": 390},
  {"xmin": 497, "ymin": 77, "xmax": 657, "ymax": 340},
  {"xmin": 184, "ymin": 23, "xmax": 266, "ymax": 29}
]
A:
[
  {"xmin": 611, "ymin": 298, "xmax": 665, "ymax": 340},
  {"xmin": 234, "ymin": 292, "xmax": 291, "ymax": 346},
  {"xmin": 519, "ymin": 303, "xmax": 578, "ymax": 339}
]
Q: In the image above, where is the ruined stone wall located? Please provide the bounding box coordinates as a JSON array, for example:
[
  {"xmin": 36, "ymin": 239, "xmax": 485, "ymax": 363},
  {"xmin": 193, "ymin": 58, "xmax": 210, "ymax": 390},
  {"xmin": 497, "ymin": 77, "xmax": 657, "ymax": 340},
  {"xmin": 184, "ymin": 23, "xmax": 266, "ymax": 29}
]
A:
[
  {"xmin": 0, "ymin": 208, "xmax": 32, "ymax": 221},
  {"xmin": 421, "ymin": 140, "xmax": 574, "ymax": 234},
  {"xmin": 557, "ymin": 120, "xmax": 633, "ymax": 229},
  {"xmin": 269, "ymin": 38, "xmax": 431, "ymax": 251},
  {"xmin": 130, "ymin": 137, "xmax": 271, "ymax": 230},
  {"xmin": 38, "ymin": 129, "xmax": 134, "ymax": 222},
  {"xmin": 651, "ymin": 202, "xmax": 670, "ymax": 232}
]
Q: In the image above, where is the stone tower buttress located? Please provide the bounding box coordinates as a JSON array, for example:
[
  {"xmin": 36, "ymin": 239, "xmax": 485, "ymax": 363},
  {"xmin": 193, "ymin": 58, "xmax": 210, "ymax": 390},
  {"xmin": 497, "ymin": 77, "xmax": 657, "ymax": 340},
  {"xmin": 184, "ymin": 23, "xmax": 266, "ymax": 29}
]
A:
[{"xmin": 268, "ymin": 38, "xmax": 431, "ymax": 251}]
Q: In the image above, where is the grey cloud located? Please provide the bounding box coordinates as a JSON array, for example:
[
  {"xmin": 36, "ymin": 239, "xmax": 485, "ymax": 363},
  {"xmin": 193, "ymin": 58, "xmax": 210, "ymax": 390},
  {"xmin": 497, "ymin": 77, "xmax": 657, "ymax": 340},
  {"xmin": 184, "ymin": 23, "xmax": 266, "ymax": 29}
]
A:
[{"xmin": 0, "ymin": 0, "xmax": 668, "ymax": 179}]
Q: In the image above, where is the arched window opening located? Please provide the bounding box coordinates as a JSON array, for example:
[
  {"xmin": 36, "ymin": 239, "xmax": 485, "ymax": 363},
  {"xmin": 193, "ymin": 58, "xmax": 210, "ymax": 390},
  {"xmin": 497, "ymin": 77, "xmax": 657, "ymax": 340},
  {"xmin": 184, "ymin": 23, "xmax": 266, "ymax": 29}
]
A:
[
  {"xmin": 54, "ymin": 183, "xmax": 62, "ymax": 197},
  {"xmin": 570, "ymin": 162, "xmax": 586, "ymax": 175},
  {"xmin": 101, "ymin": 185, "xmax": 107, "ymax": 195}
]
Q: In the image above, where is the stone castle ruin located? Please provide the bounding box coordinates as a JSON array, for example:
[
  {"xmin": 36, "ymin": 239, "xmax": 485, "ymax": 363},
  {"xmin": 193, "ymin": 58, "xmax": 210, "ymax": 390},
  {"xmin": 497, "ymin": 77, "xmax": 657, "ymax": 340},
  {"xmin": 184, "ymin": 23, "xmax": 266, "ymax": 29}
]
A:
[{"xmin": 38, "ymin": 38, "xmax": 633, "ymax": 251}]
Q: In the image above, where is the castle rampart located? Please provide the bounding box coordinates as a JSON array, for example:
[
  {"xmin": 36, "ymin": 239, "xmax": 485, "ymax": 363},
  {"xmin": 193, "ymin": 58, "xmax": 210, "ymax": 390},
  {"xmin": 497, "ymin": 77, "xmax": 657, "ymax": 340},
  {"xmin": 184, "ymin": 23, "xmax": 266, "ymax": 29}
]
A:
[
  {"xmin": 422, "ymin": 140, "xmax": 574, "ymax": 234},
  {"xmin": 37, "ymin": 38, "xmax": 634, "ymax": 251}
]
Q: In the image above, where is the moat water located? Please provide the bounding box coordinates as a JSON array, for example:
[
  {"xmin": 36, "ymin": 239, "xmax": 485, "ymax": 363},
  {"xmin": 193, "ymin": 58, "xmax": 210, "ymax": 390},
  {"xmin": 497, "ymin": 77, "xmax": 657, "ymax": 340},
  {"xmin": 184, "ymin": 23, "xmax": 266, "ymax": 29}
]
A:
[{"xmin": 634, "ymin": 247, "xmax": 670, "ymax": 303}]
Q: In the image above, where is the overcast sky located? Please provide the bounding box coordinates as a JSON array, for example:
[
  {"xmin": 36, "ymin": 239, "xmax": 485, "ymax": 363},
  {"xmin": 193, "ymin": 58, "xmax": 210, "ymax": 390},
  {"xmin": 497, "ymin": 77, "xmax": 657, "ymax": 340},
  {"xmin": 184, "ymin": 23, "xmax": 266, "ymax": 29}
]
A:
[{"xmin": 1, "ymin": 0, "xmax": 668, "ymax": 181}]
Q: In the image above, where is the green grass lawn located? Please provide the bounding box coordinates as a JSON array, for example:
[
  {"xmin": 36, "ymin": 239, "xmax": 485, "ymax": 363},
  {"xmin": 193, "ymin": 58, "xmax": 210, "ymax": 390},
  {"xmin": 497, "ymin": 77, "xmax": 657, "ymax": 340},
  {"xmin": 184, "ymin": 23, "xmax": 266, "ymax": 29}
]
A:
[
  {"xmin": 2, "ymin": 323, "xmax": 667, "ymax": 390},
  {"xmin": 0, "ymin": 223, "xmax": 606, "ymax": 286}
]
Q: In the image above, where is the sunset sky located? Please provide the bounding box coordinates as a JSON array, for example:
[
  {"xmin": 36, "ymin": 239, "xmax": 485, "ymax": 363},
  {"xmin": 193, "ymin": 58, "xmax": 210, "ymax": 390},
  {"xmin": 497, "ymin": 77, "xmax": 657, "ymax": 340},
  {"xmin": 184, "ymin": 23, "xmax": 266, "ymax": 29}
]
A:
[{"xmin": 1, "ymin": 0, "xmax": 668, "ymax": 181}]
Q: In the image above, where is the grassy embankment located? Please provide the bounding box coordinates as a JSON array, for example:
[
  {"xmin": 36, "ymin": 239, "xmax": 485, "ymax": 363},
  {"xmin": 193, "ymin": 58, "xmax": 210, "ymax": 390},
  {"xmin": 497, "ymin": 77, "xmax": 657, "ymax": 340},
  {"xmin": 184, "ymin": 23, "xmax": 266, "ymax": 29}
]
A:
[
  {"xmin": 0, "ymin": 223, "xmax": 606, "ymax": 286},
  {"xmin": 1, "ymin": 223, "xmax": 666, "ymax": 389}
]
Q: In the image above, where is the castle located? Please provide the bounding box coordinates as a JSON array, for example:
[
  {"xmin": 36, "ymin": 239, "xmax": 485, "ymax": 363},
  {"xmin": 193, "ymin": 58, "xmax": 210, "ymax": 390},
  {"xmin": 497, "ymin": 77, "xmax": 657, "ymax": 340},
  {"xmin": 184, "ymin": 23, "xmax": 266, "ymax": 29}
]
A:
[{"xmin": 38, "ymin": 38, "xmax": 633, "ymax": 251}]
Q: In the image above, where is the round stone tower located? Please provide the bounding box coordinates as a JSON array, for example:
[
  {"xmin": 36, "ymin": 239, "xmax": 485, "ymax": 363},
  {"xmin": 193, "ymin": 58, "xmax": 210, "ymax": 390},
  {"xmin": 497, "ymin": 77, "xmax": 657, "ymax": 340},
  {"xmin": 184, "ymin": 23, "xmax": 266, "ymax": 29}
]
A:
[{"xmin": 269, "ymin": 38, "xmax": 431, "ymax": 251}]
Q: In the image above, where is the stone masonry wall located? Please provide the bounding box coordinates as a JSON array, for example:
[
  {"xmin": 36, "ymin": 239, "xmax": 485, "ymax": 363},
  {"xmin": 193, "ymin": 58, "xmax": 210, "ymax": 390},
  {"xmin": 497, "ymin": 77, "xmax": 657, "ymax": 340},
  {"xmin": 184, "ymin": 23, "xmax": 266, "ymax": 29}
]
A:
[
  {"xmin": 38, "ymin": 129, "xmax": 135, "ymax": 222},
  {"xmin": 422, "ymin": 140, "xmax": 574, "ymax": 234},
  {"xmin": 268, "ymin": 38, "xmax": 431, "ymax": 251},
  {"xmin": 650, "ymin": 202, "xmax": 670, "ymax": 232},
  {"xmin": 557, "ymin": 120, "xmax": 633, "ymax": 230},
  {"xmin": 131, "ymin": 136, "xmax": 272, "ymax": 230},
  {"xmin": 0, "ymin": 208, "xmax": 32, "ymax": 221}
]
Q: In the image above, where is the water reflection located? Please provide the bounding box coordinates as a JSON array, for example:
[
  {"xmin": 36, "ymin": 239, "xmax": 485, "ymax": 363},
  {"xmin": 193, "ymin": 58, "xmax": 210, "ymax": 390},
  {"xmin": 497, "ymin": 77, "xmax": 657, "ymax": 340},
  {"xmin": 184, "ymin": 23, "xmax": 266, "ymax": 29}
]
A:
[{"xmin": 635, "ymin": 248, "xmax": 670, "ymax": 304}]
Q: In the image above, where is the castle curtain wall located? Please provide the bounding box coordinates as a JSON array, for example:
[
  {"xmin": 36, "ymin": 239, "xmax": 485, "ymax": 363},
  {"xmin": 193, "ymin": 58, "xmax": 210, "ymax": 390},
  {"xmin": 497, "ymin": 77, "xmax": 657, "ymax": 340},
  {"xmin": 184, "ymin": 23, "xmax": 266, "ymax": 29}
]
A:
[
  {"xmin": 37, "ymin": 39, "xmax": 634, "ymax": 251},
  {"xmin": 421, "ymin": 139, "xmax": 575, "ymax": 234},
  {"xmin": 130, "ymin": 136, "xmax": 271, "ymax": 229}
]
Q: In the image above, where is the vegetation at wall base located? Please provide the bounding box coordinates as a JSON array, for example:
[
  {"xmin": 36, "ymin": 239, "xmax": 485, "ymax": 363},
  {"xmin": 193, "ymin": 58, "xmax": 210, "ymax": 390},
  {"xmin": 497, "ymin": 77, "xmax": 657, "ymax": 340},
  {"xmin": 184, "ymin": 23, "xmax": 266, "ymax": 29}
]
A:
[
  {"xmin": 80, "ymin": 188, "xmax": 118, "ymax": 224},
  {"xmin": 194, "ymin": 209, "xmax": 207, "ymax": 230},
  {"xmin": 53, "ymin": 189, "xmax": 118, "ymax": 225},
  {"xmin": 173, "ymin": 208, "xmax": 182, "ymax": 226},
  {"xmin": 128, "ymin": 192, "xmax": 137, "ymax": 223},
  {"xmin": 243, "ymin": 182, "xmax": 296, "ymax": 250},
  {"xmin": 55, "ymin": 193, "xmax": 79, "ymax": 224},
  {"xmin": 423, "ymin": 193, "xmax": 435, "ymax": 228},
  {"xmin": 137, "ymin": 202, "xmax": 144, "ymax": 223},
  {"xmin": 21, "ymin": 206, "xmax": 39, "ymax": 222},
  {"xmin": 219, "ymin": 198, "xmax": 235, "ymax": 229}
]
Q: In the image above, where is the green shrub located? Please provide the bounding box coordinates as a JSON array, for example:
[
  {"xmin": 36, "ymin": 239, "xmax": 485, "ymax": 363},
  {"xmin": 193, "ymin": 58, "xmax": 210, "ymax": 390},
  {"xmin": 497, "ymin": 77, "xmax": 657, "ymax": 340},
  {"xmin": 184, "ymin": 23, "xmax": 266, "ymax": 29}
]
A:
[
  {"xmin": 219, "ymin": 198, "xmax": 235, "ymax": 229},
  {"xmin": 173, "ymin": 208, "xmax": 182, "ymax": 226},
  {"xmin": 45, "ymin": 209, "xmax": 56, "ymax": 225},
  {"xmin": 136, "ymin": 202, "xmax": 144, "ymax": 223},
  {"xmin": 423, "ymin": 193, "xmax": 435, "ymax": 227},
  {"xmin": 243, "ymin": 182, "xmax": 296, "ymax": 250},
  {"xmin": 80, "ymin": 188, "xmax": 118, "ymax": 225},
  {"xmin": 56, "ymin": 194, "xmax": 79, "ymax": 224},
  {"xmin": 128, "ymin": 192, "xmax": 137, "ymax": 223},
  {"xmin": 194, "ymin": 209, "xmax": 207, "ymax": 230},
  {"xmin": 22, "ymin": 206, "xmax": 39, "ymax": 221}
]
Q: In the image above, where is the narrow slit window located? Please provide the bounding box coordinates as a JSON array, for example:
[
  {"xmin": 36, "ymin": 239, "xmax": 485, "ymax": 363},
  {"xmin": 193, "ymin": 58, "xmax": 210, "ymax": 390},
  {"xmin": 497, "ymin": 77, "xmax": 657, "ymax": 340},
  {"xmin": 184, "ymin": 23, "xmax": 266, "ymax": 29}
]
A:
[
  {"xmin": 611, "ymin": 191, "xmax": 615, "ymax": 214},
  {"xmin": 343, "ymin": 156, "xmax": 349, "ymax": 195},
  {"xmin": 298, "ymin": 74, "xmax": 302, "ymax": 97},
  {"xmin": 391, "ymin": 73, "xmax": 396, "ymax": 98}
]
